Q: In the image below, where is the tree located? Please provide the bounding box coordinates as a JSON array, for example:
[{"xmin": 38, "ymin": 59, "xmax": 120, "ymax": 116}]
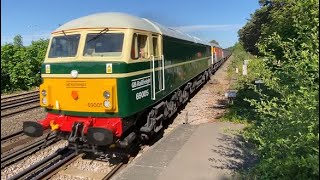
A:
[
  {"xmin": 26, "ymin": 39, "xmax": 49, "ymax": 85},
  {"xmin": 209, "ymin": 40, "xmax": 219, "ymax": 45},
  {"xmin": 238, "ymin": 6, "xmax": 271, "ymax": 55},
  {"xmin": 13, "ymin": 34, "xmax": 23, "ymax": 47},
  {"xmin": 237, "ymin": 0, "xmax": 319, "ymax": 179},
  {"xmin": 1, "ymin": 37, "xmax": 49, "ymax": 92}
]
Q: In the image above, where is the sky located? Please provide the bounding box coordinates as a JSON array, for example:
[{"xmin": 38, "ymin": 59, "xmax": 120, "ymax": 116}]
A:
[{"xmin": 1, "ymin": 0, "xmax": 260, "ymax": 48}]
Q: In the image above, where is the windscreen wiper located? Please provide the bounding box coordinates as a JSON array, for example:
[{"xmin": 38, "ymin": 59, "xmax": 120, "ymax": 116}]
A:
[
  {"xmin": 86, "ymin": 27, "xmax": 109, "ymax": 43},
  {"xmin": 62, "ymin": 30, "xmax": 70, "ymax": 40}
]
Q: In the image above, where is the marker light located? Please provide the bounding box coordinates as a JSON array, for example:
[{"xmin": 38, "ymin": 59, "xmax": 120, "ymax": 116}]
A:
[
  {"xmin": 41, "ymin": 90, "xmax": 47, "ymax": 96},
  {"xmin": 104, "ymin": 100, "xmax": 111, "ymax": 108},
  {"xmin": 42, "ymin": 97, "xmax": 47, "ymax": 105},
  {"xmin": 103, "ymin": 91, "xmax": 110, "ymax": 99}
]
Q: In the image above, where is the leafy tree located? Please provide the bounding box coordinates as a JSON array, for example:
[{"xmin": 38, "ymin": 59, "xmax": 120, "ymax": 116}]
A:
[
  {"xmin": 1, "ymin": 44, "xmax": 15, "ymax": 91},
  {"xmin": 238, "ymin": 7, "xmax": 270, "ymax": 55},
  {"xmin": 209, "ymin": 39, "xmax": 219, "ymax": 45},
  {"xmin": 225, "ymin": 44, "xmax": 236, "ymax": 52},
  {"xmin": 13, "ymin": 34, "xmax": 23, "ymax": 47},
  {"xmin": 1, "ymin": 37, "xmax": 49, "ymax": 93},
  {"xmin": 26, "ymin": 39, "xmax": 50, "ymax": 85},
  {"xmin": 230, "ymin": 0, "xmax": 319, "ymax": 179}
]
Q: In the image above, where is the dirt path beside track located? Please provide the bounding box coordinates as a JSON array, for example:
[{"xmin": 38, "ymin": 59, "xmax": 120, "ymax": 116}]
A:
[{"xmin": 168, "ymin": 55, "xmax": 235, "ymax": 128}]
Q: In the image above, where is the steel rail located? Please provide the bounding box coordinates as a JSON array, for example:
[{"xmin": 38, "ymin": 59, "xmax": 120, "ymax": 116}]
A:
[
  {"xmin": 1, "ymin": 95, "xmax": 39, "ymax": 107},
  {"xmin": 1, "ymin": 98, "xmax": 39, "ymax": 111},
  {"xmin": 1, "ymin": 104, "xmax": 40, "ymax": 118},
  {"xmin": 1, "ymin": 130, "xmax": 50, "ymax": 154},
  {"xmin": 8, "ymin": 147, "xmax": 75, "ymax": 180},
  {"xmin": 1, "ymin": 130, "xmax": 24, "ymax": 142},
  {"xmin": 1, "ymin": 90, "xmax": 39, "ymax": 101},
  {"xmin": 38, "ymin": 153, "xmax": 85, "ymax": 180},
  {"xmin": 32, "ymin": 151, "xmax": 78, "ymax": 180},
  {"xmin": 1, "ymin": 134, "xmax": 57, "ymax": 169},
  {"xmin": 102, "ymin": 161, "xmax": 125, "ymax": 180}
]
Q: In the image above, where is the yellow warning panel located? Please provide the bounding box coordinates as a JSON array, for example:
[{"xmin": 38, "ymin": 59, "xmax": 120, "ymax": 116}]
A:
[
  {"xmin": 45, "ymin": 64, "xmax": 50, "ymax": 73},
  {"xmin": 39, "ymin": 78, "xmax": 118, "ymax": 112},
  {"xmin": 106, "ymin": 63, "xmax": 113, "ymax": 73}
]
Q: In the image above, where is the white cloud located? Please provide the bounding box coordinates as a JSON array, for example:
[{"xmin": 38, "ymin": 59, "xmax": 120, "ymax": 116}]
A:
[{"xmin": 171, "ymin": 24, "xmax": 243, "ymax": 32}]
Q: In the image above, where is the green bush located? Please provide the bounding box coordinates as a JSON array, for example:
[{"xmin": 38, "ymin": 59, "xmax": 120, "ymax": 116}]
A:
[
  {"xmin": 226, "ymin": 0, "xmax": 319, "ymax": 179},
  {"xmin": 1, "ymin": 35, "xmax": 49, "ymax": 93}
]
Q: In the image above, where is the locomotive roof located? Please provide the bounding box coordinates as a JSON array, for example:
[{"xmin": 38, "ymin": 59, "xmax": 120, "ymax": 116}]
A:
[{"xmin": 55, "ymin": 12, "xmax": 211, "ymax": 46}]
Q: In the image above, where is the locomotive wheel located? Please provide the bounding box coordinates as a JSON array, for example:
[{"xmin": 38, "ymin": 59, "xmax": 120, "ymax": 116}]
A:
[
  {"xmin": 163, "ymin": 101, "xmax": 170, "ymax": 118},
  {"xmin": 182, "ymin": 90, "xmax": 189, "ymax": 104}
]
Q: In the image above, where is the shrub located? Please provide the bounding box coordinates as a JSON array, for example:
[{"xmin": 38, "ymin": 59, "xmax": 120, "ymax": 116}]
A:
[{"xmin": 1, "ymin": 36, "xmax": 49, "ymax": 93}]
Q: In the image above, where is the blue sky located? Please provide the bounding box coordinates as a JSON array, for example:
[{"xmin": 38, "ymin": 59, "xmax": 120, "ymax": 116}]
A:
[{"xmin": 1, "ymin": 0, "xmax": 260, "ymax": 48}]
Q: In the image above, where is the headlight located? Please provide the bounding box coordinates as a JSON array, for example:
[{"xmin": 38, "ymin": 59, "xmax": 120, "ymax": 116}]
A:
[
  {"xmin": 41, "ymin": 90, "xmax": 47, "ymax": 96},
  {"xmin": 42, "ymin": 97, "xmax": 47, "ymax": 105},
  {"xmin": 103, "ymin": 91, "xmax": 110, "ymax": 99},
  {"xmin": 103, "ymin": 100, "xmax": 111, "ymax": 108}
]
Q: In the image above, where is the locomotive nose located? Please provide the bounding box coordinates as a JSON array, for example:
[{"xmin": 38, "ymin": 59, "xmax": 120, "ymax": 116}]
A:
[{"xmin": 23, "ymin": 121, "xmax": 44, "ymax": 137}]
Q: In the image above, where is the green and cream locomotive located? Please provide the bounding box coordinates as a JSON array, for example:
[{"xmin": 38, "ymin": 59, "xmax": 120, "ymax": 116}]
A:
[{"xmin": 23, "ymin": 12, "xmax": 230, "ymax": 151}]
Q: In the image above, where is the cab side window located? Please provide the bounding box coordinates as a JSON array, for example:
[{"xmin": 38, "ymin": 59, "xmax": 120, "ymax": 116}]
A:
[
  {"xmin": 131, "ymin": 34, "xmax": 138, "ymax": 59},
  {"xmin": 131, "ymin": 33, "xmax": 149, "ymax": 60},
  {"xmin": 152, "ymin": 36, "xmax": 159, "ymax": 57}
]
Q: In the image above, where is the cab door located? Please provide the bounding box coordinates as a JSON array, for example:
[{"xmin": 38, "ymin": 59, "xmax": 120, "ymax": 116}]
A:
[{"xmin": 151, "ymin": 34, "xmax": 164, "ymax": 100}]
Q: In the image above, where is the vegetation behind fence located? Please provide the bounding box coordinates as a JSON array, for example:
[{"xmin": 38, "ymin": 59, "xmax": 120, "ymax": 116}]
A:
[{"xmin": 226, "ymin": 0, "xmax": 319, "ymax": 179}]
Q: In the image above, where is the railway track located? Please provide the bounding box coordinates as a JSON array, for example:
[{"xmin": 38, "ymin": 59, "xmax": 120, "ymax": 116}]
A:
[
  {"xmin": 101, "ymin": 147, "xmax": 145, "ymax": 180},
  {"xmin": 42, "ymin": 152, "xmax": 128, "ymax": 180},
  {"xmin": 1, "ymin": 90, "xmax": 39, "ymax": 101},
  {"xmin": 102, "ymin": 161, "xmax": 126, "ymax": 180},
  {"xmin": 1, "ymin": 130, "xmax": 24, "ymax": 143},
  {"xmin": 1, "ymin": 104, "xmax": 40, "ymax": 118},
  {"xmin": 48, "ymin": 141, "xmax": 145, "ymax": 179},
  {"xmin": 1, "ymin": 133, "xmax": 58, "ymax": 169},
  {"xmin": 1, "ymin": 91, "xmax": 40, "ymax": 118},
  {"xmin": 8, "ymin": 142, "xmax": 142, "ymax": 180},
  {"xmin": 8, "ymin": 147, "xmax": 76, "ymax": 180},
  {"xmin": 1, "ymin": 96, "xmax": 39, "ymax": 110}
]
